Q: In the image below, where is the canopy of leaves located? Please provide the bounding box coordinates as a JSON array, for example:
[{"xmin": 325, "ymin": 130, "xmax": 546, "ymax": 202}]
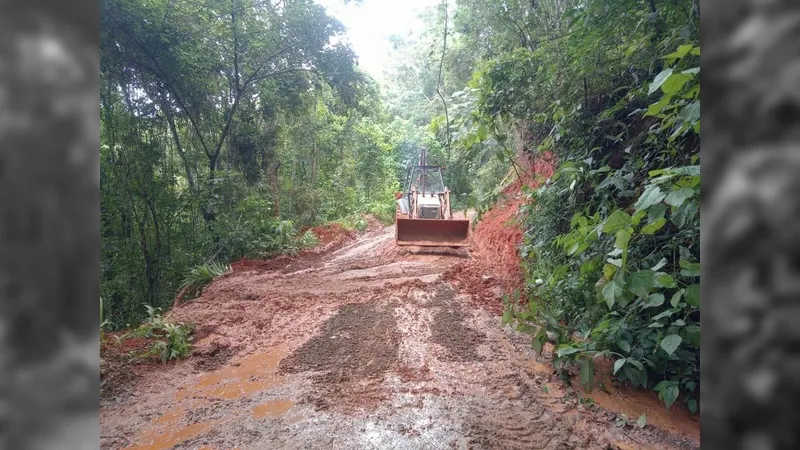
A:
[{"xmin": 101, "ymin": 0, "xmax": 405, "ymax": 326}]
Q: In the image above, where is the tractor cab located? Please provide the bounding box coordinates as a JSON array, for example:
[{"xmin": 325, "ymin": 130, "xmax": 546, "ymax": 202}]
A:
[{"xmin": 394, "ymin": 149, "xmax": 470, "ymax": 247}]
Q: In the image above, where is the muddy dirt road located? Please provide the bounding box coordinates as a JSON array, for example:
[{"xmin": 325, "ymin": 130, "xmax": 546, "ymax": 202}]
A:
[{"xmin": 101, "ymin": 222, "xmax": 700, "ymax": 450}]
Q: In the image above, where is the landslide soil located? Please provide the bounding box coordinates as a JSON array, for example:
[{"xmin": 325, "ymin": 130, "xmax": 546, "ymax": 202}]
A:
[{"xmin": 101, "ymin": 181, "xmax": 700, "ymax": 450}]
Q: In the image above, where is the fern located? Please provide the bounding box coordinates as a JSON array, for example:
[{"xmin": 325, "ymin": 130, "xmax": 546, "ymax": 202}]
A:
[{"xmin": 180, "ymin": 261, "xmax": 230, "ymax": 300}]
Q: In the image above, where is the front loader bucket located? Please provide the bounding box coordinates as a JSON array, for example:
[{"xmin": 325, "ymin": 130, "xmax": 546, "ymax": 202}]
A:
[{"xmin": 395, "ymin": 218, "xmax": 471, "ymax": 247}]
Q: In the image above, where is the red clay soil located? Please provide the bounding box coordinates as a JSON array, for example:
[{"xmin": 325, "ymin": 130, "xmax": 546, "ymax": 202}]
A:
[
  {"xmin": 573, "ymin": 357, "xmax": 701, "ymax": 442},
  {"xmin": 230, "ymin": 221, "xmax": 362, "ymax": 274},
  {"xmin": 307, "ymin": 223, "xmax": 358, "ymax": 253},
  {"xmin": 472, "ymin": 151, "xmax": 554, "ymax": 281},
  {"xmin": 445, "ymin": 151, "xmax": 555, "ymax": 313},
  {"xmin": 100, "ymin": 332, "xmax": 166, "ymax": 400}
]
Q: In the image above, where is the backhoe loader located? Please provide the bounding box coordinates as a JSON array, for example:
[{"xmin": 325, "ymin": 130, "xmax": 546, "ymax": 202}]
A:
[{"xmin": 395, "ymin": 149, "xmax": 470, "ymax": 247}]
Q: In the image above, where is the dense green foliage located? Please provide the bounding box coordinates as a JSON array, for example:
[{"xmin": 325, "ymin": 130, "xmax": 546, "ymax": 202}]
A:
[
  {"xmin": 388, "ymin": 0, "xmax": 700, "ymax": 411},
  {"xmin": 100, "ymin": 0, "xmax": 412, "ymax": 327}
]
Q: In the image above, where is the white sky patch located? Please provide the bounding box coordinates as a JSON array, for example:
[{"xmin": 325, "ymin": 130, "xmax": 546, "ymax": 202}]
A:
[{"xmin": 315, "ymin": 0, "xmax": 440, "ymax": 83}]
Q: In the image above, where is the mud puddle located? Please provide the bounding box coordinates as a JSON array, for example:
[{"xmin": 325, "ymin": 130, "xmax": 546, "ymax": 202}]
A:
[{"xmin": 122, "ymin": 346, "xmax": 293, "ymax": 450}]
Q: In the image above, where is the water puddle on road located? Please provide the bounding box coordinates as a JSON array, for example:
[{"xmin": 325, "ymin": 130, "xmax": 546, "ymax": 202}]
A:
[
  {"xmin": 177, "ymin": 345, "xmax": 288, "ymax": 401},
  {"xmin": 251, "ymin": 399, "xmax": 295, "ymax": 419},
  {"xmin": 124, "ymin": 346, "xmax": 290, "ymax": 450},
  {"xmin": 126, "ymin": 421, "xmax": 217, "ymax": 450}
]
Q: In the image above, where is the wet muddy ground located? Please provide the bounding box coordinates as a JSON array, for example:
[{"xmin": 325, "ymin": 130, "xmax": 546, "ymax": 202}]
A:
[{"xmin": 100, "ymin": 223, "xmax": 700, "ymax": 450}]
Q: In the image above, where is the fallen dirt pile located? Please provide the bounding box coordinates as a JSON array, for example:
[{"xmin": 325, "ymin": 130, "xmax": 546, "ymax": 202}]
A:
[
  {"xmin": 279, "ymin": 302, "xmax": 400, "ymax": 380},
  {"xmin": 428, "ymin": 285, "xmax": 487, "ymax": 362},
  {"xmin": 278, "ymin": 301, "xmax": 401, "ymax": 411},
  {"xmin": 306, "ymin": 222, "xmax": 359, "ymax": 254},
  {"xmin": 230, "ymin": 221, "xmax": 361, "ymax": 274},
  {"xmin": 100, "ymin": 332, "xmax": 164, "ymax": 400}
]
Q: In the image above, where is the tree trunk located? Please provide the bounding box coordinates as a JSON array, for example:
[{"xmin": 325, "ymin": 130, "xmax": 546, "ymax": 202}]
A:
[
  {"xmin": 311, "ymin": 142, "xmax": 317, "ymax": 223},
  {"xmin": 164, "ymin": 109, "xmax": 196, "ymax": 191}
]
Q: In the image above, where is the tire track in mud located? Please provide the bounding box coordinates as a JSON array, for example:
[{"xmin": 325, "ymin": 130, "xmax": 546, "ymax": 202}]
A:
[{"xmin": 101, "ymin": 224, "xmax": 699, "ymax": 450}]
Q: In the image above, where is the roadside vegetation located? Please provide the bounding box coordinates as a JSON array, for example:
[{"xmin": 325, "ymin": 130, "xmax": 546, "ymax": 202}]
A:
[{"xmin": 101, "ymin": 0, "xmax": 412, "ymax": 328}]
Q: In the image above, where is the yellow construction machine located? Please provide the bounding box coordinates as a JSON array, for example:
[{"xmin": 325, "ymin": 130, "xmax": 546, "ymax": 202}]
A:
[{"xmin": 395, "ymin": 149, "xmax": 470, "ymax": 247}]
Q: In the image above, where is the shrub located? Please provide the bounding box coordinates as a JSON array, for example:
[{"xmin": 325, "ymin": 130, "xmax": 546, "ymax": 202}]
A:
[{"xmin": 134, "ymin": 305, "xmax": 193, "ymax": 362}]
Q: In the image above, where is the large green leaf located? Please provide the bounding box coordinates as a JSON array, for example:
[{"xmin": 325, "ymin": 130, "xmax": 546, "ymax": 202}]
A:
[
  {"xmin": 476, "ymin": 124, "xmax": 489, "ymax": 141},
  {"xmin": 624, "ymin": 363, "xmax": 647, "ymax": 388},
  {"xmin": 662, "ymin": 384, "xmax": 679, "ymax": 410},
  {"xmin": 685, "ymin": 284, "xmax": 700, "ymax": 307},
  {"xmin": 531, "ymin": 336, "xmax": 544, "ymax": 355},
  {"xmin": 648, "ymin": 68, "xmax": 674, "ymax": 95},
  {"xmin": 663, "ymin": 44, "xmax": 695, "ymax": 61},
  {"xmin": 603, "ymin": 210, "xmax": 631, "ymax": 233},
  {"xmin": 631, "ymin": 209, "xmax": 647, "ymax": 227},
  {"xmin": 683, "ymin": 324, "xmax": 701, "ymax": 348},
  {"xmin": 660, "ymin": 334, "xmax": 682, "ymax": 355},
  {"xmin": 615, "ymin": 229, "xmax": 632, "ymax": 252},
  {"xmin": 580, "ymin": 358, "xmax": 594, "ymax": 388},
  {"xmin": 556, "ymin": 346, "xmax": 581, "ymax": 357},
  {"xmin": 613, "ymin": 358, "xmax": 626, "ymax": 374},
  {"xmin": 679, "ymin": 260, "xmax": 701, "ymax": 277},
  {"xmin": 654, "ymin": 272, "xmax": 676, "ymax": 288},
  {"xmin": 643, "ymin": 293, "xmax": 665, "ymax": 308},
  {"xmin": 603, "ymin": 263, "xmax": 618, "ymax": 279},
  {"xmin": 641, "ymin": 218, "xmax": 666, "ymax": 235},
  {"xmin": 627, "ymin": 359, "xmax": 644, "ymax": 371},
  {"xmin": 601, "ymin": 275, "xmax": 625, "ymax": 309},
  {"xmin": 627, "ymin": 270, "xmax": 655, "ymax": 298},
  {"xmin": 678, "ymin": 101, "xmax": 700, "ymax": 125},
  {"xmin": 661, "ymin": 73, "xmax": 691, "ymax": 95},
  {"xmin": 634, "ymin": 185, "xmax": 665, "ymax": 212},
  {"xmin": 670, "ymin": 290, "xmax": 683, "ymax": 307},
  {"xmin": 646, "ymin": 95, "xmax": 671, "ymax": 116},
  {"xmin": 648, "ymin": 203, "xmax": 668, "ymax": 222},
  {"xmin": 665, "ymin": 187, "xmax": 695, "ymax": 207},
  {"xmin": 671, "ymin": 201, "xmax": 699, "ymax": 228}
]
